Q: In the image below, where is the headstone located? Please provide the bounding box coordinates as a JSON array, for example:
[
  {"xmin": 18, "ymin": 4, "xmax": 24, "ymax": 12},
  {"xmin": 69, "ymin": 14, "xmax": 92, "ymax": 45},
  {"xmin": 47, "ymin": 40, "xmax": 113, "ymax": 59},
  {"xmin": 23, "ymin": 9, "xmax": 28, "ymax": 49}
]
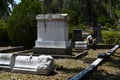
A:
[
  {"xmin": 72, "ymin": 29, "xmax": 84, "ymax": 42},
  {"xmin": 12, "ymin": 55, "xmax": 54, "ymax": 75},
  {"xmin": 33, "ymin": 14, "xmax": 71, "ymax": 55},
  {"xmin": 0, "ymin": 53, "xmax": 15, "ymax": 70},
  {"xmin": 71, "ymin": 29, "xmax": 84, "ymax": 48},
  {"xmin": 96, "ymin": 24, "xmax": 102, "ymax": 43}
]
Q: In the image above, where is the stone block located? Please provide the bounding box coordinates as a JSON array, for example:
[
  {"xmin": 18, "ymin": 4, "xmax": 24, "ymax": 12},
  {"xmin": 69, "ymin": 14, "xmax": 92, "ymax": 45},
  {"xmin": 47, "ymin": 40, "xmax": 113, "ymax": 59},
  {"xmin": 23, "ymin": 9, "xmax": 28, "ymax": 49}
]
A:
[
  {"xmin": 33, "ymin": 47, "xmax": 72, "ymax": 55},
  {"xmin": 0, "ymin": 53, "xmax": 15, "ymax": 70},
  {"xmin": 12, "ymin": 55, "xmax": 54, "ymax": 75},
  {"xmin": 34, "ymin": 14, "xmax": 71, "ymax": 55},
  {"xmin": 75, "ymin": 41, "xmax": 88, "ymax": 50},
  {"xmin": 72, "ymin": 29, "xmax": 84, "ymax": 42}
]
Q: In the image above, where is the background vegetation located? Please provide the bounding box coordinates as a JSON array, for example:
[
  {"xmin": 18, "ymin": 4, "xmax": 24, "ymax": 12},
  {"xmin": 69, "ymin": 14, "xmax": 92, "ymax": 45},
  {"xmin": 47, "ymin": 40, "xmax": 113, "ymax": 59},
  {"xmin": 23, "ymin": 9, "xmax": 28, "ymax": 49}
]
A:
[
  {"xmin": 102, "ymin": 29, "xmax": 120, "ymax": 44},
  {"xmin": 7, "ymin": 0, "xmax": 41, "ymax": 46},
  {"xmin": 0, "ymin": 0, "xmax": 120, "ymax": 45},
  {"xmin": 0, "ymin": 20, "xmax": 9, "ymax": 42}
]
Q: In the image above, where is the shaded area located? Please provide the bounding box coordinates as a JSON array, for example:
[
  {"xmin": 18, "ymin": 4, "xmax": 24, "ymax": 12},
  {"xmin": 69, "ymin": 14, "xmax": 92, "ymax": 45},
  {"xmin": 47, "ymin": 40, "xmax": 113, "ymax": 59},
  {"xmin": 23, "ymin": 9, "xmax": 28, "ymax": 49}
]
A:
[
  {"xmin": 81, "ymin": 57, "xmax": 97, "ymax": 64},
  {"xmin": 91, "ymin": 69, "xmax": 120, "ymax": 80},
  {"xmin": 70, "ymin": 45, "xmax": 119, "ymax": 80},
  {"xmin": 56, "ymin": 66, "xmax": 84, "ymax": 74},
  {"xmin": 90, "ymin": 52, "xmax": 120, "ymax": 80}
]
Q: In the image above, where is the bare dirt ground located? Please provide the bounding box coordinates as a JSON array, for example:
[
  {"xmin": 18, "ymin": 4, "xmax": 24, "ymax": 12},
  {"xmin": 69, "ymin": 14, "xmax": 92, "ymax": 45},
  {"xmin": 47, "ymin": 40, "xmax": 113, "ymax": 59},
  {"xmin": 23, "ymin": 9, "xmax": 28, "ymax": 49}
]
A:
[{"xmin": 0, "ymin": 48, "xmax": 120, "ymax": 80}]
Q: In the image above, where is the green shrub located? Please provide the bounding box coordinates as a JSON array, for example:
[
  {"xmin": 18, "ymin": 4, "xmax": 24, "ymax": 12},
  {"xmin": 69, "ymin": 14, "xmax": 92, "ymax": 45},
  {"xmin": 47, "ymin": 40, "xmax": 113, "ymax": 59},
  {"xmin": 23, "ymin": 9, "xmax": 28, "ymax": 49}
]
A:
[
  {"xmin": 102, "ymin": 30, "xmax": 120, "ymax": 44},
  {"xmin": 68, "ymin": 25, "xmax": 75, "ymax": 39},
  {"xmin": 0, "ymin": 20, "xmax": 9, "ymax": 42},
  {"xmin": 7, "ymin": 0, "xmax": 41, "ymax": 46}
]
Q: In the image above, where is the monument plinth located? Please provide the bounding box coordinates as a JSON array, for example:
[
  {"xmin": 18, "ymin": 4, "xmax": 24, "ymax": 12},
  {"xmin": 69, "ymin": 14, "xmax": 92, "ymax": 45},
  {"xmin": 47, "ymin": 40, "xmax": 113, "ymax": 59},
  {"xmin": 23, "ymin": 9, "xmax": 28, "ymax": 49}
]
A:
[{"xmin": 33, "ymin": 14, "xmax": 71, "ymax": 55}]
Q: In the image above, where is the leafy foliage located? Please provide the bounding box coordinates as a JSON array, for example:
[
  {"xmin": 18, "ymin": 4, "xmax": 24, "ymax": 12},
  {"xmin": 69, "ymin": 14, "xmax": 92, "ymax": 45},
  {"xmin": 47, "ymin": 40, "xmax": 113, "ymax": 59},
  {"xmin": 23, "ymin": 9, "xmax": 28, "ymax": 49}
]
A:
[
  {"xmin": 5, "ymin": 0, "xmax": 120, "ymax": 45},
  {"xmin": 0, "ymin": 0, "xmax": 15, "ymax": 19},
  {"xmin": 0, "ymin": 20, "xmax": 9, "ymax": 42},
  {"xmin": 62, "ymin": 0, "xmax": 120, "ymax": 29},
  {"xmin": 62, "ymin": 0, "xmax": 120, "ymax": 40},
  {"xmin": 7, "ymin": 0, "xmax": 41, "ymax": 46},
  {"xmin": 102, "ymin": 30, "xmax": 120, "ymax": 44}
]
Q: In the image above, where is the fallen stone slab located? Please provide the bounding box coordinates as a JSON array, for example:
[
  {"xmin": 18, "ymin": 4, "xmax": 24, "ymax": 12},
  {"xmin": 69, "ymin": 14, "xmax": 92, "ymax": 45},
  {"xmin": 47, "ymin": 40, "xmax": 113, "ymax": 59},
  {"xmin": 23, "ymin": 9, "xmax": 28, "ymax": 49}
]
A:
[
  {"xmin": 109, "ymin": 45, "xmax": 119, "ymax": 54},
  {"xmin": 12, "ymin": 55, "xmax": 54, "ymax": 75},
  {"xmin": 97, "ymin": 45, "xmax": 120, "ymax": 59},
  {"xmin": 70, "ymin": 58, "xmax": 103, "ymax": 80},
  {"xmin": 74, "ymin": 50, "xmax": 88, "ymax": 59},
  {"xmin": 70, "ymin": 45, "xmax": 120, "ymax": 80},
  {"xmin": 0, "ymin": 53, "xmax": 15, "ymax": 70}
]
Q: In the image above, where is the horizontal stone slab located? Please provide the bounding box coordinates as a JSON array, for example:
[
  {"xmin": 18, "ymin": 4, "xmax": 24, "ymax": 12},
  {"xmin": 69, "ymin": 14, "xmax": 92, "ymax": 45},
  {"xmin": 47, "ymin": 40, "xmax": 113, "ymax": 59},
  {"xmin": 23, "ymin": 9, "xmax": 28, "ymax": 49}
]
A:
[
  {"xmin": 12, "ymin": 55, "xmax": 54, "ymax": 75},
  {"xmin": 36, "ymin": 14, "xmax": 68, "ymax": 20},
  {"xmin": 0, "ymin": 53, "xmax": 15, "ymax": 70},
  {"xmin": 70, "ymin": 58, "xmax": 103, "ymax": 80},
  {"xmin": 35, "ymin": 40, "xmax": 70, "ymax": 48},
  {"xmin": 33, "ymin": 47, "xmax": 72, "ymax": 55},
  {"xmin": 75, "ymin": 41, "xmax": 88, "ymax": 45},
  {"xmin": 75, "ymin": 41, "xmax": 88, "ymax": 50}
]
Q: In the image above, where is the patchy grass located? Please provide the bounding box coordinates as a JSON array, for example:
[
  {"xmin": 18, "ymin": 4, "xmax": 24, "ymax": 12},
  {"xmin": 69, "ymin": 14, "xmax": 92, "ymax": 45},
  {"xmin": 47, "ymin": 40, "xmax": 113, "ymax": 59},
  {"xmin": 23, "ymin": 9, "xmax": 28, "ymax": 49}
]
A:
[
  {"xmin": 0, "ymin": 49, "xmax": 120, "ymax": 80},
  {"xmin": 91, "ymin": 49, "xmax": 120, "ymax": 80}
]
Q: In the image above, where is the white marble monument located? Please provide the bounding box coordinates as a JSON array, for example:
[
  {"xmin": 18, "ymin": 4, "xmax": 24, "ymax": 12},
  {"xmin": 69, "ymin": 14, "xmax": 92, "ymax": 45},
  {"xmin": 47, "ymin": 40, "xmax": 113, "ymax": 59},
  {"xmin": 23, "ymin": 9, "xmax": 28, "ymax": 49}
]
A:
[
  {"xmin": 34, "ymin": 14, "xmax": 71, "ymax": 55},
  {"xmin": 12, "ymin": 55, "xmax": 54, "ymax": 75},
  {"xmin": 0, "ymin": 53, "xmax": 15, "ymax": 70}
]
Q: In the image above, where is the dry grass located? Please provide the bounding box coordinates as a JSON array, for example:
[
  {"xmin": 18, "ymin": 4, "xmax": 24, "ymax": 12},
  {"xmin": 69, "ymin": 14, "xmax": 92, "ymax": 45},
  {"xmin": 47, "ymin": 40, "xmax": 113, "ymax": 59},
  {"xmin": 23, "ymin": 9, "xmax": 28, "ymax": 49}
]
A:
[
  {"xmin": 91, "ymin": 49, "xmax": 120, "ymax": 80},
  {"xmin": 0, "ymin": 49, "xmax": 120, "ymax": 80}
]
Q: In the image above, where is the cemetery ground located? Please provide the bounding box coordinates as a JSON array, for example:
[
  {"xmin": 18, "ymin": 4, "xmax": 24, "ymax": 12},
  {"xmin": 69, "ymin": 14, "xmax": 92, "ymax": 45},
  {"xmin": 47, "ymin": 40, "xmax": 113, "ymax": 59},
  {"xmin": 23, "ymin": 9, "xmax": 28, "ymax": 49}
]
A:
[{"xmin": 0, "ymin": 47, "xmax": 120, "ymax": 80}]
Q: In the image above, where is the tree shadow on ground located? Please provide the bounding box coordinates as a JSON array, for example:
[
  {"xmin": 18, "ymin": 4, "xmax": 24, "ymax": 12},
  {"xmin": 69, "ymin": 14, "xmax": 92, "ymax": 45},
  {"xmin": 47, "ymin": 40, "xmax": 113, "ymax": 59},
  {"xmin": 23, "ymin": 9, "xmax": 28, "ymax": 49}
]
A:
[
  {"xmin": 90, "ymin": 52, "xmax": 120, "ymax": 80},
  {"xmin": 113, "ymin": 52, "xmax": 120, "ymax": 57},
  {"xmin": 48, "ymin": 71, "xmax": 57, "ymax": 76},
  {"xmin": 55, "ymin": 66, "xmax": 84, "ymax": 74},
  {"xmin": 90, "ymin": 69, "xmax": 120, "ymax": 80},
  {"xmin": 81, "ymin": 57, "xmax": 97, "ymax": 64},
  {"xmin": 106, "ymin": 52, "xmax": 120, "ymax": 69}
]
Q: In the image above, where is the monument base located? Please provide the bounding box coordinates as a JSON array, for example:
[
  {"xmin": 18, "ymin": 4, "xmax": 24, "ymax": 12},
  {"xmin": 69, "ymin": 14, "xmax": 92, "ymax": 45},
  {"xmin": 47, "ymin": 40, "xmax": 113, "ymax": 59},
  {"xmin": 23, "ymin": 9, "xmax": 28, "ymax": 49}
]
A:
[{"xmin": 33, "ymin": 47, "xmax": 72, "ymax": 55}]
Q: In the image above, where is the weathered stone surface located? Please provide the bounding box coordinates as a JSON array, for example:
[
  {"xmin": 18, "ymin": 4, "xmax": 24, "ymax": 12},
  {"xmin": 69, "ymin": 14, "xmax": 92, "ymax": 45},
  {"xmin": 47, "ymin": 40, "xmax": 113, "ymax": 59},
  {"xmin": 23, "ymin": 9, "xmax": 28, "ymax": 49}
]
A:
[
  {"xmin": 33, "ymin": 47, "xmax": 72, "ymax": 55},
  {"xmin": 34, "ymin": 14, "xmax": 71, "ymax": 55},
  {"xmin": 12, "ymin": 55, "xmax": 54, "ymax": 75},
  {"xmin": 75, "ymin": 41, "xmax": 88, "ymax": 50},
  {"xmin": 87, "ymin": 35, "xmax": 93, "ymax": 44},
  {"xmin": 0, "ymin": 53, "xmax": 15, "ymax": 69}
]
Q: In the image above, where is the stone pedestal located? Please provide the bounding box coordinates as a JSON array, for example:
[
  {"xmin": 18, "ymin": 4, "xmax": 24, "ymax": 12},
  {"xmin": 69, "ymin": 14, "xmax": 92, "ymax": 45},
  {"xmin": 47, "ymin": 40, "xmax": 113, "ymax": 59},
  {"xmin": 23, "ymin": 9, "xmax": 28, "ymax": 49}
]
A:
[{"xmin": 33, "ymin": 14, "xmax": 71, "ymax": 55}]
